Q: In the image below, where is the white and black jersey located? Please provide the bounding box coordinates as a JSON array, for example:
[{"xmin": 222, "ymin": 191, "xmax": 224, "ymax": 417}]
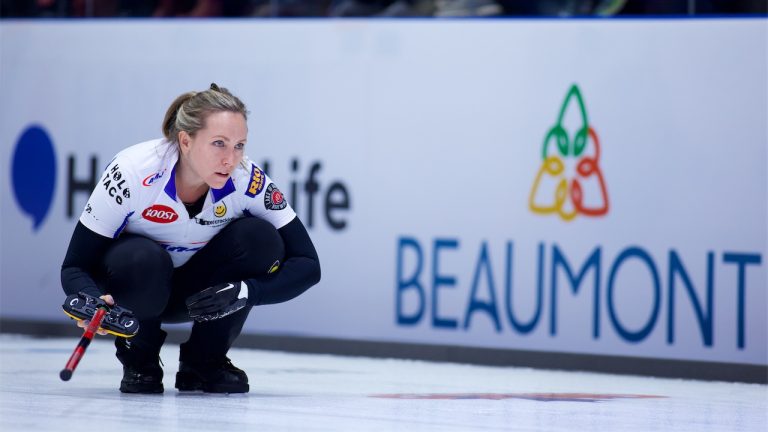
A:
[
  {"xmin": 80, "ymin": 139, "xmax": 296, "ymax": 267},
  {"xmin": 62, "ymin": 138, "xmax": 320, "ymax": 307}
]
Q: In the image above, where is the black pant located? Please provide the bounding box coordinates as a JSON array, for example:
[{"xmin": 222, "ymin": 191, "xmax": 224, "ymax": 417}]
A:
[{"xmin": 101, "ymin": 217, "xmax": 285, "ymax": 364}]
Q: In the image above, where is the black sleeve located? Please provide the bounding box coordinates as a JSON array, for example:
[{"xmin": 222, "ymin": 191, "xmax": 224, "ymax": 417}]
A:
[
  {"xmin": 61, "ymin": 221, "xmax": 114, "ymax": 297},
  {"xmin": 245, "ymin": 217, "xmax": 321, "ymax": 306}
]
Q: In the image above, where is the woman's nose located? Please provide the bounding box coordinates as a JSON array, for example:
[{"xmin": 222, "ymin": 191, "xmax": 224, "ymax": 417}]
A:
[{"xmin": 223, "ymin": 149, "xmax": 235, "ymax": 167}]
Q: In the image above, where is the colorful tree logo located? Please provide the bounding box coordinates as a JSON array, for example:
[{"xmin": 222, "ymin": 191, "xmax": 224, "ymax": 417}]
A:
[{"xmin": 528, "ymin": 85, "xmax": 609, "ymax": 221}]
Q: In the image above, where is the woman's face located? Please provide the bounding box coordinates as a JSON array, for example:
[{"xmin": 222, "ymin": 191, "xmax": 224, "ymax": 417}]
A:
[{"xmin": 179, "ymin": 111, "xmax": 247, "ymax": 189}]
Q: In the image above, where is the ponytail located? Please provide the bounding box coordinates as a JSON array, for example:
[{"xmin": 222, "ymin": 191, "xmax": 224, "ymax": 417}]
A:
[{"xmin": 162, "ymin": 92, "xmax": 196, "ymax": 142}]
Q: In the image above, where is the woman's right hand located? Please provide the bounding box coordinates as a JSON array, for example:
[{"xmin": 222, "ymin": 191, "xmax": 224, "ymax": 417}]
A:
[{"xmin": 76, "ymin": 294, "xmax": 115, "ymax": 335}]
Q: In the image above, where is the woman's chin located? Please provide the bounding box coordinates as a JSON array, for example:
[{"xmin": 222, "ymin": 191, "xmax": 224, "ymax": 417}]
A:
[{"xmin": 208, "ymin": 175, "xmax": 230, "ymax": 189}]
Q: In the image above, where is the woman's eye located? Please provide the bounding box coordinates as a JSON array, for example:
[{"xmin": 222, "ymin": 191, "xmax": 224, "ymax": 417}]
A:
[
  {"xmin": 235, "ymin": 143, "xmax": 245, "ymax": 150},
  {"xmin": 213, "ymin": 140, "xmax": 225, "ymax": 147}
]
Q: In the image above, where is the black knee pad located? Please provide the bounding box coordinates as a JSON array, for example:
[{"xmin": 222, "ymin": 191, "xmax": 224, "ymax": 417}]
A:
[
  {"xmin": 104, "ymin": 235, "xmax": 173, "ymax": 280},
  {"xmin": 225, "ymin": 217, "xmax": 285, "ymax": 274},
  {"xmin": 102, "ymin": 235, "xmax": 173, "ymax": 319}
]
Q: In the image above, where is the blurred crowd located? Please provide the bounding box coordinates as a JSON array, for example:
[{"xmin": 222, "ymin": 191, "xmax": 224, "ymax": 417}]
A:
[{"xmin": 2, "ymin": 0, "xmax": 766, "ymax": 17}]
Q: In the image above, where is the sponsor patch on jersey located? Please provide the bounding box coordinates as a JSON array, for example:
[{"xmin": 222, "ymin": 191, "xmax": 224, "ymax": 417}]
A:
[
  {"xmin": 214, "ymin": 202, "xmax": 227, "ymax": 218},
  {"xmin": 142, "ymin": 204, "xmax": 179, "ymax": 224},
  {"xmin": 195, "ymin": 217, "xmax": 233, "ymax": 227},
  {"xmin": 102, "ymin": 163, "xmax": 129, "ymax": 205},
  {"xmin": 159, "ymin": 243, "xmax": 204, "ymax": 253},
  {"xmin": 142, "ymin": 170, "xmax": 166, "ymax": 187},
  {"xmin": 245, "ymin": 165, "xmax": 266, "ymax": 198},
  {"xmin": 264, "ymin": 183, "xmax": 287, "ymax": 210}
]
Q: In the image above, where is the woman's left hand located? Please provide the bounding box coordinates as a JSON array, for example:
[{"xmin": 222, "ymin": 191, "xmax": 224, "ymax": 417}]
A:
[{"xmin": 76, "ymin": 294, "xmax": 116, "ymax": 335}]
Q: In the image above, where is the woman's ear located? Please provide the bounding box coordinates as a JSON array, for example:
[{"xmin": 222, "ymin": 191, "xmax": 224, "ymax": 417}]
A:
[{"xmin": 178, "ymin": 131, "xmax": 190, "ymax": 155}]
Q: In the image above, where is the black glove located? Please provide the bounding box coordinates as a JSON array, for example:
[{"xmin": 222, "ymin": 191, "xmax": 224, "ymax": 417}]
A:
[{"xmin": 186, "ymin": 281, "xmax": 249, "ymax": 322}]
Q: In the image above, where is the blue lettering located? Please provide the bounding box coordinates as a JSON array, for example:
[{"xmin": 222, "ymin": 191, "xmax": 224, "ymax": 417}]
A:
[
  {"xmin": 723, "ymin": 252, "xmax": 762, "ymax": 349},
  {"xmin": 607, "ymin": 247, "xmax": 660, "ymax": 343},
  {"xmin": 159, "ymin": 244, "xmax": 200, "ymax": 252},
  {"xmin": 432, "ymin": 239, "xmax": 459, "ymax": 329},
  {"xmin": 505, "ymin": 242, "xmax": 543, "ymax": 334},
  {"xmin": 464, "ymin": 242, "xmax": 501, "ymax": 332},
  {"xmin": 550, "ymin": 245, "xmax": 601, "ymax": 338},
  {"xmin": 396, "ymin": 237, "xmax": 425, "ymax": 325},
  {"xmin": 667, "ymin": 250, "xmax": 714, "ymax": 346},
  {"xmin": 392, "ymin": 236, "xmax": 762, "ymax": 352}
]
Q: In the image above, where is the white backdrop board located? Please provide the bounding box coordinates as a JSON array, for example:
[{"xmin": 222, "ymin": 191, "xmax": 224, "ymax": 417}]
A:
[{"xmin": 1, "ymin": 19, "xmax": 766, "ymax": 367}]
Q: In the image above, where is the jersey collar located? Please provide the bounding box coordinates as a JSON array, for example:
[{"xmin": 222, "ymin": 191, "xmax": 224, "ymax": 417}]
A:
[
  {"xmin": 211, "ymin": 178, "xmax": 236, "ymax": 203},
  {"xmin": 163, "ymin": 163, "xmax": 236, "ymax": 203},
  {"xmin": 163, "ymin": 164, "xmax": 178, "ymax": 201}
]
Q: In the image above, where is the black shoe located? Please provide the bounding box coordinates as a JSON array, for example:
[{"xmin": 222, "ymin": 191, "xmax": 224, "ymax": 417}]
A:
[
  {"xmin": 120, "ymin": 362, "xmax": 164, "ymax": 394},
  {"xmin": 175, "ymin": 357, "xmax": 249, "ymax": 393},
  {"xmin": 115, "ymin": 328, "xmax": 166, "ymax": 394}
]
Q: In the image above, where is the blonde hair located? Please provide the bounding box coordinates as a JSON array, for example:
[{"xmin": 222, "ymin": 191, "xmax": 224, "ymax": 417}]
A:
[{"xmin": 162, "ymin": 83, "xmax": 248, "ymax": 144}]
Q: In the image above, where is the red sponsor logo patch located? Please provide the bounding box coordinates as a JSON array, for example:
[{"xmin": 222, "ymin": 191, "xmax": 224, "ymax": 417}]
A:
[
  {"xmin": 142, "ymin": 204, "xmax": 179, "ymax": 223},
  {"xmin": 264, "ymin": 183, "xmax": 287, "ymax": 210},
  {"xmin": 271, "ymin": 189, "xmax": 284, "ymax": 204}
]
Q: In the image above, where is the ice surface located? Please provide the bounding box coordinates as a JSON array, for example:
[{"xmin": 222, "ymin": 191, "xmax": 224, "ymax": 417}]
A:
[{"xmin": 0, "ymin": 334, "xmax": 765, "ymax": 431}]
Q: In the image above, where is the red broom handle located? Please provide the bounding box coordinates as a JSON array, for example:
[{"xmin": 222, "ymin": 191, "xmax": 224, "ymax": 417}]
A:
[{"xmin": 60, "ymin": 307, "xmax": 108, "ymax": 381}]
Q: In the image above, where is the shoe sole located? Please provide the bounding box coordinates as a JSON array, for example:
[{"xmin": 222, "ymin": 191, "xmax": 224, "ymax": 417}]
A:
[
  {"xmin": 175, "ymin": 371, "xmax": 249, "ymax": 393},
  {"xmin": 119, "ymin": 384, "xmax": 164, "ymax": 394}
]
